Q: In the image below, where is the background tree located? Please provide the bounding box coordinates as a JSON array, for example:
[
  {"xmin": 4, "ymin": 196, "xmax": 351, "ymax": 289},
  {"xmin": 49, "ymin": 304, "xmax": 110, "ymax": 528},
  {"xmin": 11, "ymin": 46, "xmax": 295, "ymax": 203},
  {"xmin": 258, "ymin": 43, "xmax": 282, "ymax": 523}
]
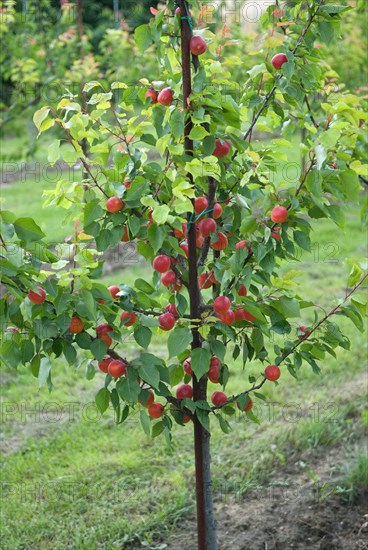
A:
[{"xmin": 0, "ymin": 0, "xmax": 159, "ymax": 138}]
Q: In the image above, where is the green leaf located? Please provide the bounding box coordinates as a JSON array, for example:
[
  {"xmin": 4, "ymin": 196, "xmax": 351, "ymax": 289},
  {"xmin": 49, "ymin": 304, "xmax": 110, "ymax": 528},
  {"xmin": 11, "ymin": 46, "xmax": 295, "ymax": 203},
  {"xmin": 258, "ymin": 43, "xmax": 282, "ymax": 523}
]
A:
[
  {"xmin": 251, "ymin": 328, "xmax": 264, "ymax": 354},
  {"xmin": 118, "ymin": 404, "xmax": 130, "ymax": 424},
  {"xmin": 63, "ymin": 148, "xmax": 80, "ymax": 166},
  {"xmin": 216, "ymin": 414, "xmax": 232, "ymax": 434},
  {"xmin": 34, "ymin": 319, "xmax": 58, "ymax": 339},
  {"xmin": 318, "ymin": 21, "xmax": 335, "ymax": 43},
  {"xmin": 139, "ymin": 314, "xmax": 159, "ymax": 328},
  {"xmin": 38, "ymin": 357, "xmax": 51, "ymax": 387},
  {"xmin": 54, "ymin": 291, "xmax": 73, "ymax": 315},
  {"xmin": 134, "ymin": 325, "xmax": 152, "ymax": 349},
  {"xmin": 326, "ymin": 204, "xmax": 345, "ymax": 229},
  {"xmin": 0, "ymin": 340, "xmax": 22, "ymax": 368},
  {"xmin": 134, "ymin": 24, "xmax": 152, "ymax": 53},
  {"xmin": 85, "ymin": 361, "xmax": 95, "ymax": 380},
  {"xmin": 347, "ymin": 264, "xmax": 362, "ymax": 287},
  {"xmin": 282, "ymin": 61, "xmax": 294, "ymax": 80},
  {"xmin": 247, "ymin": 63, "xmax": 266, "ymax": 79},
  {"xmin": 30, "ymin": 355, "xmax": 40, "ymax": 377},
  {"xmin": 33, "ymin": 107, "xmax": 50, "ymax": 131},
  {"xmin": 320, "ymin": 4, "xmax": 352, "ymax": 14},
  {"xmin": 229, "ymin": 248, "xmax": 248, "ymax": 276},
  {"xmin": 240, "ymin": 215, "xmax": 258, "ymax": 235},
  {"xmin": 168, "ymin": 327, "xmax": 193, "ymax": 359},
  {"xmin": 189, "ymin": 126, "xmax": 209, "ymax": 140},
  {"xmin": 340, "ymin": 170, "xmax": 361, "ymax": 202},
  {"xmin": 351, "ymin": 292, "xmax": 368, "ymax": 316},
  {"xmin": 26, "ymin": 243, "xmax": 58, "ymax": 263},
  {"xmin": 239, "ymin": 301, "xmax": 266, "ymax": 323},
  {"xmin": 203, "ymin": 135, "xmax": 216, "ymax": 155},
  {"xmin": 75, "ymin": 332, "xmax": 93, "ymax": 350},
  {"xmin": 83, "ymin": 81, "xmax": 102, "ymax": 93},
  {"xmin": 110, "ymin": 387, "xmax": 120, "ymax": 411},
  {"xmin": 152, "ymin": 420, "xmax": 164, "ymax": 438},
  {"xmin": 140, "ymin": 409, "xmax": 151, "ymax": 436},
  {"xmin": 128, "ymin": 215, "xmax": 141, "ymax": 236},
  {"xmin": 170, "ymin": 110, "xmax": 185, "ymax": 140},
  {"xmin": 147, "ymin": 224, "xmax": 166, "ymax": 253},
  {"xmin": 169, "ymin": 364, "xmax": 185, "ymax": 386},
  {"xmin": 152, "ymin": 205, "xmax": 171, "ymax": 225},
  {"xmin": 90, "ymin": 339, "xmax": 107, "ymax": 362},
  {"xmin": 315, "ymin": 143, "xmax": 327, "ymax": 170},
  {"xmin": 246, "ymin": 409, "xmax": 260, "ymax": 424},
  {"xmin": 210, "ymin": 340, "xmax": 226, "ymax": 362},
  {"xmin": 63, "ymin": 343, "xmax": 77, "ymax": 366},
  {"xmin": 137, "ymin": 240, "xmax": 153, "ymax": 260},
  {"xmin": 48, "ymin": 140, "xmax": 60, "ymax": 165},
  {"xmin": 176, "ymin": 294, "xmax": 188, "ymax": 316},
  {"xmin": 95, "ymin": 388, "xmax": 110, "ymax": 414},
  {"xmin": 293, "ymin": 230, "xmax": 311, "ymax": 251},
  {"xmin": 84, "ymin": 200, "xmax": 103, "ymax": 226},
  {"xmin": 196, "ymin": 408, "xmax": 210, "ymax": 431},
  {"xmin": 138, "ymin": 353, "xmax": 161, "ymax": 389},
  {"xmin": 274, "ymin": 296, "xmax": 300, "ymax": 318},
  {"xmin": 319, "ymin": 128, "xmax": 340, "ymax": 148},
  {"xmin": 135, "ymin": 278, "xmax": 155, "ymax": 293},
  {"xmin": 237, "ymin": 393, "xmax": 251, "ymax": 411},
  {"xmin": 191, "ymin": 348, "xmax": 211, "ymax": 380},
  {"xmin": 13, "ymin": 217, "xmax": 45, "ymax": 243},
  {"xmin": 21, "ymin": 340, "xmax": 34, "ymax": 364},
  {"xmin": 340, "ymin": 306, "xmax": 364, "ymax": 332},
  {"xmin": 116, "ymin": 375, "xmax": 141, "ymax": 404},
  {"xmin": 0, "ymin": 257, "xmax": 18, "ymax": 277},
  {"xmin": 76, "ymin": 289, "xmax": 97, "ymax": 320}
]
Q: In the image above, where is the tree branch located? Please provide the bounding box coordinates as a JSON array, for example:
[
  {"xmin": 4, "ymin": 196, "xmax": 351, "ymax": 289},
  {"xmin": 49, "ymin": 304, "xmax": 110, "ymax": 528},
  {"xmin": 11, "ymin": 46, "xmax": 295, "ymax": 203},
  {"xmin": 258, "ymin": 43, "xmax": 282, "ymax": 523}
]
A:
[
  {"xmin": 133, "ymin": 307, "xmax": 192, "ymax": 320},
  {"xmin": 0, "ymin": 233, "xmax": 8, "ymax": 251},
  {"xmin": 279, "ymin": 272, "xmax": 367, "ymax": 364},
  {"xmin": 212, "ymin": 272, "xmax": 367, "ymax": 411},
  {"xmin": 303, "ymin": 92, "xmax": 320, "ymax": 129},
  {"xmin": 294, "ymin": 155, "xmax": 316, "ymax": 198}
]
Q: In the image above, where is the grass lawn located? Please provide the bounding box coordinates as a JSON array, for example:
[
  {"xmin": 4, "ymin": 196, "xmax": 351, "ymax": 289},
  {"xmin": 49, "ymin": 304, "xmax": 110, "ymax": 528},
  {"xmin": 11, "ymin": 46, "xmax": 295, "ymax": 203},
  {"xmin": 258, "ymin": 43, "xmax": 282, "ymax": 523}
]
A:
[
  {"xmin": 1, "ymin": 134, "xmax": 77, "ymax": 243},
  {"xmin": 1, "ymin": 136, "xmax": 367, "ymax": 549}
]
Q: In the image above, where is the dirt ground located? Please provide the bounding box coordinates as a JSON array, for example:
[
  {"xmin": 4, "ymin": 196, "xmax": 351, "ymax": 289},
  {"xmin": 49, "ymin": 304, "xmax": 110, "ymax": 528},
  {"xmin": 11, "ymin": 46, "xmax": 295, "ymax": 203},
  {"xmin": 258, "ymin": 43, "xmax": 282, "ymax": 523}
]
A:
[{"xmin": 150, "ymin": 445, "xmax": 368, "ymax": 550}]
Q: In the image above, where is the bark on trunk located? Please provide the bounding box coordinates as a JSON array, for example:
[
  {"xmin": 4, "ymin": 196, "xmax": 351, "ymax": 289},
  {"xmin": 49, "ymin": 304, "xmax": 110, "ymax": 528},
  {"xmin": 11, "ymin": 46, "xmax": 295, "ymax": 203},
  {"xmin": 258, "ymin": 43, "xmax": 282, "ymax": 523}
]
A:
[{"xmin": 179, "ymin": 2, "xmax": 218, "ymax": 548}]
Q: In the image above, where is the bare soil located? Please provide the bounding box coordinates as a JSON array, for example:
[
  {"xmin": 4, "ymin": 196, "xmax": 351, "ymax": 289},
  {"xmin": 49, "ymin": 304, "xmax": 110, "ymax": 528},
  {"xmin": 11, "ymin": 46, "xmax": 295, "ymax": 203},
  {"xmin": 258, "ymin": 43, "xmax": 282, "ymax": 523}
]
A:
[{"xmin": 149, "ymin": 444, "xmax": 368, "ymax": 550}]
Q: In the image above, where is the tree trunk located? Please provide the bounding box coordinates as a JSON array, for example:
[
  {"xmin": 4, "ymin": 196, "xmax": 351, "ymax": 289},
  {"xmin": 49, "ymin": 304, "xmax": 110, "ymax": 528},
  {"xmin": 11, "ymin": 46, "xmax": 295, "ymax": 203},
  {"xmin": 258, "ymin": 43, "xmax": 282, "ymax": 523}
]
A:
[{"xmin": 179, "ymin": 2, "xmax": 218, "ymax": 548}]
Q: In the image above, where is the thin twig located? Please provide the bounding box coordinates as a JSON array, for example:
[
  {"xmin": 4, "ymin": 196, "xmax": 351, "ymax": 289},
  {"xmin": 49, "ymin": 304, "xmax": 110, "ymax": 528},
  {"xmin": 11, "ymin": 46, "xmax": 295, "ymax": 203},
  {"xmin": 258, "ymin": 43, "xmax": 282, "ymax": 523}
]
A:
[{"xmin": 0, "ymin": 233, "xmax": 8, "ymax": 251}]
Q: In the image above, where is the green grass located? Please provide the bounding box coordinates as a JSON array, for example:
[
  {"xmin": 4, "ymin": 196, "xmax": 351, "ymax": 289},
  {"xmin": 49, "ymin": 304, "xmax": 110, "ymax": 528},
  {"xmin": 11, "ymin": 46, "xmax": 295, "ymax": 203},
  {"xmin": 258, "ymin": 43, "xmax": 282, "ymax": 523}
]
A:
[
  {"xmin": 335, "ymin": 447, "xmax": 368, "ymax": 503},
  {"xmin": 1, "ymin": 273, "xmax": 366, "ymax": 549},
  {"xmin": 1, "ymin": 137, "xmax": 367, "ymax": 549},
  {"xmin": 0, "ymin": 133, "xmax": 54, "ymax": 162},
  {"xmin": 0, "ymin": 132, "xmax": 76, "ymax": 243},
  {"xmin": 1, "ymin": 174, "xmax": 75, "ymax": 243},
  {"xmin": 1, "ymin": 354, "xmax": 366, "ymax": 548}
]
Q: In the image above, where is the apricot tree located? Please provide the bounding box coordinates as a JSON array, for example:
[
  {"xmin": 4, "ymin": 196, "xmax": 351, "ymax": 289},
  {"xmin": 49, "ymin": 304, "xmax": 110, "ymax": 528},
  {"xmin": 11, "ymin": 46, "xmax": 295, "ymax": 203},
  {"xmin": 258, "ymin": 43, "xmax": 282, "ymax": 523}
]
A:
[{"xmin": 1, "ymin": 1, "xmax": 367, "ymax": 548}]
